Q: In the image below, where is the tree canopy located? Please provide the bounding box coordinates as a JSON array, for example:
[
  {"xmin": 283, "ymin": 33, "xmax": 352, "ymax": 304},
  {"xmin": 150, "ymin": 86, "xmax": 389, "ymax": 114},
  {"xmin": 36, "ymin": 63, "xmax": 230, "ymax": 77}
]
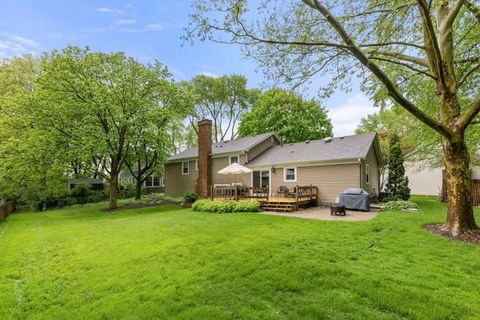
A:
[
  {"xmin": 238, "ymin": 88, "xmax": 333, "ymax": 143},
  {"xmin": 35, "ymin": 46, "xmax": 188, "ymax": 209},
  {"xmin": 186, "ymin": 74, "xmax": 258, "ymax": 143}
]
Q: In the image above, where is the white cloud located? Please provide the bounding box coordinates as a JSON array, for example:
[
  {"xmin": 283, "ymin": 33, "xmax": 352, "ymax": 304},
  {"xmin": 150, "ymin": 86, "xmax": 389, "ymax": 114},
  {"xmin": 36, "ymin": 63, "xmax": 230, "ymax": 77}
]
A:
[
  {"xmin": 113, "ymin": 19, "xmax": 136, "ymax": 25},
  {"xmin": 94, "ymin": 7, "xmax": 126, "ymax": 15},
  {"xmin": 7, "ymin": 34, "xmax": 39, "ymax": 49},
  {"xmin": 144, "ymin": 23, "xmax": 164, "ymax": 31},
  {"xmin": 328, "ymin": 93, "xmax": 376, "ymax": 137},
  {"xmin": 0, "ymin": 33, "xmax": 39, "ymax": 57}
]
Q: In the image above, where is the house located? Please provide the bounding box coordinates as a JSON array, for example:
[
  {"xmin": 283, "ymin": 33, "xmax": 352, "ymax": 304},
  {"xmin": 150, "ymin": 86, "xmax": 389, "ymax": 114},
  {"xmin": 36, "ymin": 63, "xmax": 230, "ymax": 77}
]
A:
[
  {"xmin": 165, "ymin": 119, "xmax": 383, "ymax": 204},
  {"xmin": 67, "ymin": 178, "xmax": 104, "ymax": 192},
  {"xmin": 405, "ymin": 162, "xmax": 480, "ymax": 196},
  {"xmin": 119, "ymin": 170, "xmax": 165, "ymax": 192}
]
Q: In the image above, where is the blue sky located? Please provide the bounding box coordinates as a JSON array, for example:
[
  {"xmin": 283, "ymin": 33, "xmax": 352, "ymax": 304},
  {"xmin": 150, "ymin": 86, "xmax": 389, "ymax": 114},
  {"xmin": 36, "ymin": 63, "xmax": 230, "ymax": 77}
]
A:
[{"xmin": 0, "ymin": 0, "xmax": 375, "ymax": 136}]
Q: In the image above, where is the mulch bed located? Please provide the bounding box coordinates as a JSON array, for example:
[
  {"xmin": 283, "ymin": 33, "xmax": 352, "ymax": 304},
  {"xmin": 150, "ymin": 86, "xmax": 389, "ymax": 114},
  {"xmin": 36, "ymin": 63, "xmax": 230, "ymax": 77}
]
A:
[
  {"xmin": 101, "ymin": 199, "xmax": 178, "ymax": 212},
  {"xmin": 424, "ymin": 224, "xmax": 480, "ymax": 244}
]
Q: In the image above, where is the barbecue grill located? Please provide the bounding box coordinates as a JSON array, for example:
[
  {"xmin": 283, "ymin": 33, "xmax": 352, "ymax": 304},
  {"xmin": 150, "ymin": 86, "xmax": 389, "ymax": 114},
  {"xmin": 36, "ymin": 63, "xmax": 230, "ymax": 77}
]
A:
[{"xmin": 339, "ymin": 188, "xmax": 370, "ymax": 211}]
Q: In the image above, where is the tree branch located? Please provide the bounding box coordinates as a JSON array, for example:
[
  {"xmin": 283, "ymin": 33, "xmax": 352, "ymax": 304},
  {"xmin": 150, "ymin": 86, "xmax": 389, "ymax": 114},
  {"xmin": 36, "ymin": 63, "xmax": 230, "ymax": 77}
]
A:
[
  {"xmin": 456, "ymin": 93, "xmax": 480, "ymax": 129},
  {"xmin": 360, "ymin": 42, "xmax": 425, "ymax": 50},
  {"xmin": 368, "ymin": 50, "xmax": 430, "ymax": 67},
  {"xmin": 369, "ymin": 56, "xmax": 436, "ymax": 79},
  {"xmin": 417, "ymin": 0, "xmax": 448, "ymax": 91},
  {"xmin": 300, "ymin": 0, "xmax": 454, "ymax": 139},
  {"xmin": 442, "ymin": 0, "xmax": 465, "ymax": 30},
  {"xmin": 457, "ymin": 63, "xmax": 480, "ymax": 87}
]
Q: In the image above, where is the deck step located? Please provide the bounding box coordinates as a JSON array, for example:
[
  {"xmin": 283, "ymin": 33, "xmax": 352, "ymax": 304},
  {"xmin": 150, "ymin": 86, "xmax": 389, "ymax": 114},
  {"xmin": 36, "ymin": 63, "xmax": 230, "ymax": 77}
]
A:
[{"xmin": 261, "ymin": 203, "xmax": 296, "ymax": 212}]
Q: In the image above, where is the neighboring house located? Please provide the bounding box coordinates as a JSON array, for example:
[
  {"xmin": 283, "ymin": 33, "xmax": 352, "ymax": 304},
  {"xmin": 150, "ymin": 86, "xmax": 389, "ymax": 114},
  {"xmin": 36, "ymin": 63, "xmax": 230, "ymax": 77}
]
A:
[
  {"xmin": 119, "ymin": 170, "xmax": 165, "ymax": 191},
  {"xmin": 165, "ymin": 119, "xmax": 383, "ymax": 204},
  {"xmin": 405, "ymin": 163, "xmax": 480, "ymax": 196},
  {"xmin": 67, "ymin": 178, "xmax": 104, "ymax": 192}
]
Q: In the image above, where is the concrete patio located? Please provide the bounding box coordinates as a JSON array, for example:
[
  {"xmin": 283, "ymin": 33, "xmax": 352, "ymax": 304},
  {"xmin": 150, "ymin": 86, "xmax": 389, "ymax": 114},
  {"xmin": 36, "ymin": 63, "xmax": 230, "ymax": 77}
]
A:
[{"xmin": 260, "ymin": 207, "xmax": 380, "ymax": 221}]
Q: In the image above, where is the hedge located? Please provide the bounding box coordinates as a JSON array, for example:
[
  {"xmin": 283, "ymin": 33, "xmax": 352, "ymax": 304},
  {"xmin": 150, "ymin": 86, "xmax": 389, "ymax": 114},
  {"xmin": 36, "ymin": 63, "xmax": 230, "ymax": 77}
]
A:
[{"xmin": 192, "ymin": 199, "xmax": 260, "ymax": 213}]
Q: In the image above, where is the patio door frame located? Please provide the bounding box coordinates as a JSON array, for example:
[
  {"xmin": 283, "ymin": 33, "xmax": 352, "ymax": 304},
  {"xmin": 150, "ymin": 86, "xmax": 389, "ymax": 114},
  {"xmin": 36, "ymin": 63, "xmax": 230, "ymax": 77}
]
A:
[{"xmin": 251, "ymin": 168, "xmax": 271, "ymax": 196}]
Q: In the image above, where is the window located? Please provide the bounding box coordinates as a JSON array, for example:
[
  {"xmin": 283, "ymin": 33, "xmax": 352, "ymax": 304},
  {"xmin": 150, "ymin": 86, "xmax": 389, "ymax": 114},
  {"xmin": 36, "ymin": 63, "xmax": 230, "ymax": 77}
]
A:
[
  {"xmin": 145, "ymin": 176, "xmax": 153, "ymax": 187},
  {"xmin": 365, "ymin": 164, "xmax": 370, "ymax": 184},
  {"xmin": 284, "ymin": 167, "xmax": 297, "ymax": 182},
  {"xmin": 229, "ymin": 155, "xmax": 239, "ymax": 165},
  {"xmin": 182, "ymin": 161, "xmax": 189, "ymax": 175}
]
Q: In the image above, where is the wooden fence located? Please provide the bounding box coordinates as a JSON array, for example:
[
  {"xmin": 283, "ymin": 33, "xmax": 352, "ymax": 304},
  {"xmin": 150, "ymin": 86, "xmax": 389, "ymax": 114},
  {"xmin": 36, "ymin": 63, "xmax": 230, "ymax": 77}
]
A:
[{"xmin": 0, "ymin": 200, "xmax": 16, "ymax": 222}]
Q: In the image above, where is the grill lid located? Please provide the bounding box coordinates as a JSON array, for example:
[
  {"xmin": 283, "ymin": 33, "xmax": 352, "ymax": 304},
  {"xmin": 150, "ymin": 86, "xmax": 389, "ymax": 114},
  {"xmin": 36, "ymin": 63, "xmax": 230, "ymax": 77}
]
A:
[{"xmin": 342, "ymin": 188, "xmax": 368, "ymax": 195}]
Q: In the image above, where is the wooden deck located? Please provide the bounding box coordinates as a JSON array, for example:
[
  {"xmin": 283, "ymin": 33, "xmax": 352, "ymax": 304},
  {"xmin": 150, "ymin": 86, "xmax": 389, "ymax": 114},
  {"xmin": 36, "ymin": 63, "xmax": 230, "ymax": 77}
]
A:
[{"xmin": 212, "ymin": 185, "xmax": 318, "ymax": 212}]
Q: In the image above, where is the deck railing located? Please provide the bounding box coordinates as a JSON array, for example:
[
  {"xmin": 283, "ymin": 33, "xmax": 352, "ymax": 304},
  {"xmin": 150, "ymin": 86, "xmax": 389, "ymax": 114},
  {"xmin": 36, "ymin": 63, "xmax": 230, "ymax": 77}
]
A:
[
  {"xmin": 211, "ymin": 185, "xmax": 319, "ymax": 207},
  {"xmin": 211, "ymin": 186, "xmax": 269, "ymax": 201}
]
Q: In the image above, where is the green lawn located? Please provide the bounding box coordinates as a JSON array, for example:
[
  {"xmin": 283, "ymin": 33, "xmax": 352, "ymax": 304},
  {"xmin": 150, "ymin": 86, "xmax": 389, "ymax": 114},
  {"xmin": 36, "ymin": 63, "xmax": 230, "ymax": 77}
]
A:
[{"xmin": 0, "ymin": 198, "xmax": 479, "ymax": 320}]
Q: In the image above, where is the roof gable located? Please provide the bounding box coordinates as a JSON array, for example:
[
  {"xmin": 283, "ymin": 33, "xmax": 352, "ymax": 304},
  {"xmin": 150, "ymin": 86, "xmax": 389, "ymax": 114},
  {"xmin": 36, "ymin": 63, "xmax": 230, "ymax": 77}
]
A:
[{"xmin": 168, "ymin": 132, "xmax": 280, "ymax": 161}]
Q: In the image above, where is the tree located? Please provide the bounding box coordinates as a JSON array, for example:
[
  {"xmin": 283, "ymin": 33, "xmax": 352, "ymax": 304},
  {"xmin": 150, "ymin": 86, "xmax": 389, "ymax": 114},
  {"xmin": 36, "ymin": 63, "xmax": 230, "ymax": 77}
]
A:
[
  {"xmin": 0, "ymin": 55, "xmax": 66, "ymax": 208},
  {"xmin": 187, "ymin": 0, "xmax": 480, "ymax": 235},
  {"xmin": 187, "ymin": 74, "xmax": 258, "ymax": 142},
  {"xmin": 385, "ymin": 135, "xmax": 410, "ymax": 200},
  {"xmin": 238, "ymin": 88, "xmax": 333, "ymax": 143},
  {"xmin": 37, "ymin": 46, "xmax": 178, "ymax": 209},
  {"xmin": 125, "ymin": 81, "xmax": 193, "ymax": 200}
]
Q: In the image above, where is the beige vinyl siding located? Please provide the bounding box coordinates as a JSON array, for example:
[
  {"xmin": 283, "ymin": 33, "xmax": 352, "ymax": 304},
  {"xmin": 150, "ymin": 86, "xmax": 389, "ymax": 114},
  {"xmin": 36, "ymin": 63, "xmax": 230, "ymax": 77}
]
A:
[
  {"xmin": 165, "ymin": 160, "xmax": 198, "ymax": 196},
  {"xmin": 362, "ymin": 145, "xmax": 380, "ymax": 195},
  {"xmin": 247, "ymin": 136, "xmax": 280, "ymax": 161},
  {"xmin": 270, "ymin": 163, "xmax": 361, "ymax": 203},
  {"xmin": 212, "ymin": 154, "xmax": 250, "ymax": 186}
]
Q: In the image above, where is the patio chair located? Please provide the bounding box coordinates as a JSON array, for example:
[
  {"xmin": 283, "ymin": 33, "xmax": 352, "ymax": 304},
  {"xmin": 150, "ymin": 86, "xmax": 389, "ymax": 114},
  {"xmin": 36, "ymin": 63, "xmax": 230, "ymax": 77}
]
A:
[
  {"xmin": 288, "ymin": 186, "xmax": 297, "ymax": 198},
  {"xmin": 277, "ymin": 185, "xmax": 289, "ymax": 197}
]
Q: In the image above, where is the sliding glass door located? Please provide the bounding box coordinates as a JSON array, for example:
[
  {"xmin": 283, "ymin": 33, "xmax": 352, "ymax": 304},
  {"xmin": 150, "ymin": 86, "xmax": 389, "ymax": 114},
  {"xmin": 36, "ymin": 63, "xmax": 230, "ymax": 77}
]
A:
[{"xmin": 252, "ymin": 170, "xmax": 270, "ymax": 189}]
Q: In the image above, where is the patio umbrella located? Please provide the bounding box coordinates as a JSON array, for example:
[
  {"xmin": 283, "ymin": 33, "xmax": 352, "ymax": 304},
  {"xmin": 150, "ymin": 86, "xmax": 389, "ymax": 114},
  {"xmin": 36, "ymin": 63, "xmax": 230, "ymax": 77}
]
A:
[{"xmin": 217, "ymin": 163, "xmax": 252, "ymax": 184}]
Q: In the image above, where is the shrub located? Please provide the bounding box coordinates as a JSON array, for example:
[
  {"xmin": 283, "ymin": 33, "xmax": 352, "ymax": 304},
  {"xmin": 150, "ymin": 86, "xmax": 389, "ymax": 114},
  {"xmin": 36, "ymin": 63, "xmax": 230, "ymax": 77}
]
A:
[
  {"xmin": 71, "ymin": 184, "xmax": 92, "ymax": 204},
  {"xmin": 232, "ymin": 200, "xmax": 261, "ymax": 212},
  {"xmin": 119, "ymin": 184, "xmax": 136, "ymax": 199},
  {"xmin": 383, "ymin": 200, "xmax": 418, "ymax": 212},
  {"xmin": 183, "ymin": 191, "xmax": 200, "ymax": 203},
  {"xmin": 192, "ymin": 199, "xmax": 260, "ymax": 213},
  {"xmin": 59, "ymin": 197, "xmax": 78, "ymax": 207}
]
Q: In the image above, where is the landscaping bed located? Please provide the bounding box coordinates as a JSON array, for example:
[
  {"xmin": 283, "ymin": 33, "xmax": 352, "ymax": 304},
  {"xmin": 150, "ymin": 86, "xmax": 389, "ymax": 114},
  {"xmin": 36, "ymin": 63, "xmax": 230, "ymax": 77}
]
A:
[
  {"xmin": 424, "ymin": 223, "xmax": 480, "ymax": 244},
  {"xmin": 100, "ymin": 199, "xmax": 178, "ymax": 212}
]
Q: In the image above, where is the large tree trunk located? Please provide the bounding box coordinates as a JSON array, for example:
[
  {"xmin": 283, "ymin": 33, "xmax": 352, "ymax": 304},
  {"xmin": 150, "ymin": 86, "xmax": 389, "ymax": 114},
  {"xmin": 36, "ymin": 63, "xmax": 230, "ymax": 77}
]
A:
[
  {"xmin": 442, "ymin": 137, "xmax": 478, "ymax": 235},
  {"xmin": 135, "ymin": 178, "xmax": 142, "ymax": 200},
  {"xmin": 109, "ymin": 170, "xmax": 119, "ymax": 209}
]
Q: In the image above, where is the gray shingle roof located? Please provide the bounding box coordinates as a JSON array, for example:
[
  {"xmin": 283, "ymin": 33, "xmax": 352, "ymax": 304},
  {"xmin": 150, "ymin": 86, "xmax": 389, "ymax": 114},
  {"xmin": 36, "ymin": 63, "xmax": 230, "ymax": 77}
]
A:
[
  {"xmin": 247, "ymin": 132, "xmax": 378, "ymax": 166},
  {"xmin": 168, "ymin": 132, "xmax": 278, "ymax": 161}
]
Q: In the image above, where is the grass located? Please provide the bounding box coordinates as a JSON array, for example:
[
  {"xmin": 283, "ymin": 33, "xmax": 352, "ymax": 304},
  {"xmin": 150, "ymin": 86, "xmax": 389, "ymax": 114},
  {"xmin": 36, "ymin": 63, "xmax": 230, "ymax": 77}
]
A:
[{"xmin": 0, "ymin": 197, "xmax": 479, "ymax": 320}]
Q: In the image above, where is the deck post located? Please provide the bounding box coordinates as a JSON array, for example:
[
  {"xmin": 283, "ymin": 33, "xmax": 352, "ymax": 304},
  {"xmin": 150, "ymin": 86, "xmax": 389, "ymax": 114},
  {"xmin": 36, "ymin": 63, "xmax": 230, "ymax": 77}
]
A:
[
  {"xmin": 295, "ymin": 185, "xmax": 299, "ymax": 210},
  {"xmin": 211, "ymin": 186, "xmax": 214, "ymax": 200},
  {"xmin": 267, "ymin": 187, "xmax": 270, "ymax": 202}
]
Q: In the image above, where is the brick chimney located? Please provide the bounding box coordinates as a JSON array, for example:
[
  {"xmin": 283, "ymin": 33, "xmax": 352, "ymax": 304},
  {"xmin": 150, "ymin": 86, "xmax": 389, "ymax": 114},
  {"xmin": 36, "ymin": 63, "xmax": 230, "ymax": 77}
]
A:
[{"xmin": 195, "ymin": 119, "xmax": 212, "ymax": 197}]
